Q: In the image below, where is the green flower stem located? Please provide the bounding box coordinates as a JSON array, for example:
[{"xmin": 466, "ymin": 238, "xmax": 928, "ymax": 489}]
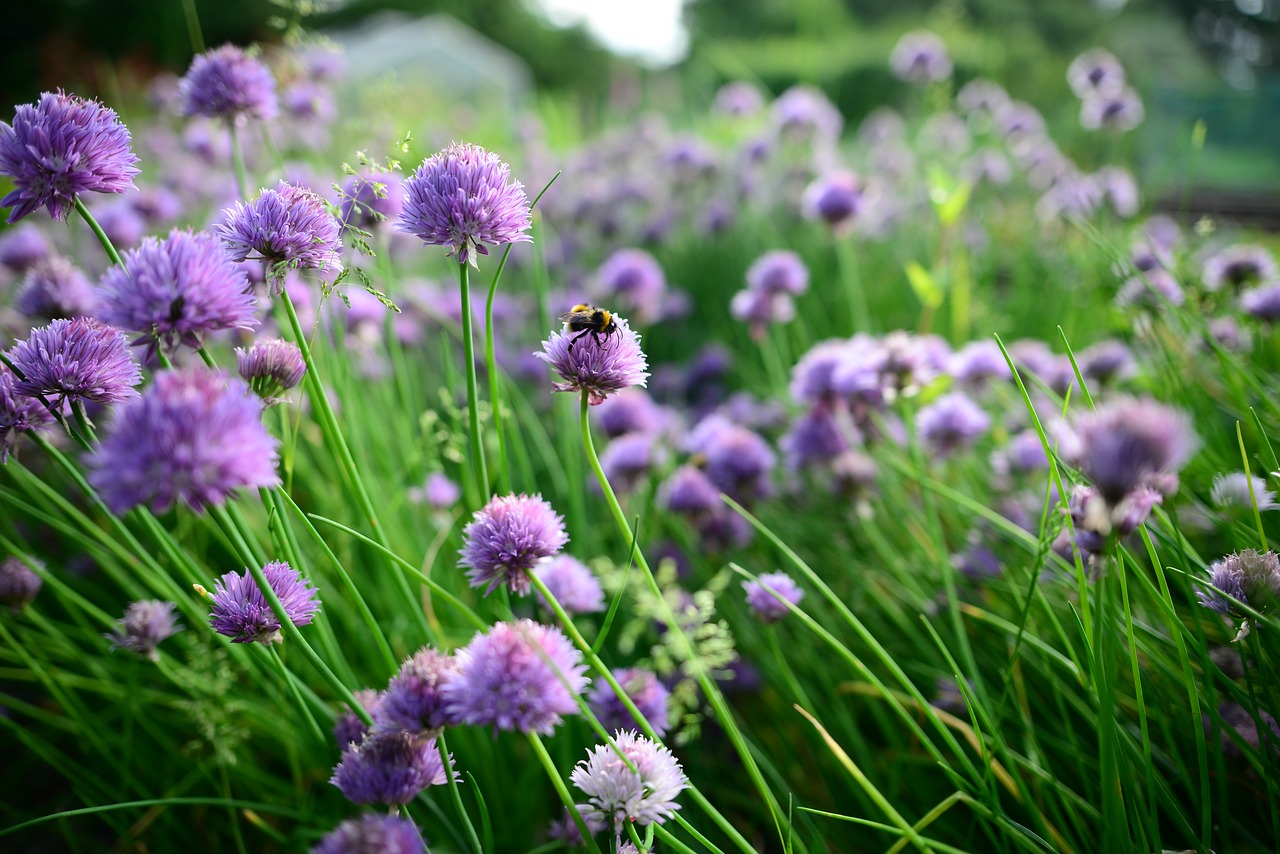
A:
[
  {"xmin": 436, "ymin": 733, "xmax": 483, "ymax": 854},
  {"xmin": 279, "ymin": 290, "xmax": 432, "ymax": 642},
  {"xmin": 458, "ymin": 261, "xmax": 490, "ymax": 499},
  {"xmin": 526, "ymin": 732, "xmax": 603, "ymax": 854},
  {"xmin": 835, "ymin": 236, "xmax": 870, "ymax": 334},
  {"xmin": 211, "ymin": 504, "xmax": 372, "ymax": 726},
  {"xmin": 267, "ymin": 645, "xmax": 326, "ymax": 745},
  {"xmin": 654, "ymin": 823, "xmax": 703, "ymax": 854},
  {"xmin": 228, "ymin": 120, "xmax": 249, "ymax": 201},
  {"xmin": 485, "ymin": 247, "xmax": 514, "ymax": 494},
  {"xmin": 577, "ymin": 391, "xmax": 784, "ymax": 854},
  {"xmin": 74, "ymin": 197, "xmax": 124, "ymax": 268}
]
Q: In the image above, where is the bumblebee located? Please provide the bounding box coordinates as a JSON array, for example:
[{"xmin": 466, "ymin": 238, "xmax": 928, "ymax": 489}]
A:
[{"xmin": 559, "ymin": 304, "xmax": 619, "ymax": 351}]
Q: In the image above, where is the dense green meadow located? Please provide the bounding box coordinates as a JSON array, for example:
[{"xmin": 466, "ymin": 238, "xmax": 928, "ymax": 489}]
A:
[{"xmin": 2, "ymin": 18, "xmax": 1279, "ymax": 854}]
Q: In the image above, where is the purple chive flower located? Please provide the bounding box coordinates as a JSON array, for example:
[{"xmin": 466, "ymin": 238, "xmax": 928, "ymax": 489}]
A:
[
  {"xmin": 97, "ymin": 230, "xmax": 258, "ymax": 361},
  {"xmin": 16, "ymin": 256, "xmax": 97, "ymax": 322},
  {"xmin": 731, "ymin": 288, "xmax": 795, "ymax": 340},
  {"xmin": 408, "ymin": 472, "xmax": 461, "ymax": 509},
  {"xmin": 1242, "ymin": 284, "xmax": 1280, "ymax": 322},
  {"xmin": 1079, "ymin": 339, "xmax": 1135, "ymax": 386},
  {"xmin": 890, "ymin": 31, "xmax": 952, "ymax": 84},
  {"xmin": 713, "ymin": 81, "xmax": 764, "ymax": 116},
  {"xmin": 339, "ymin": 170, "xmax": 405, "ymax": 233},
  {"xmin": 802, "ymin": 171, "xmax": 862, "ymax": 230},
  {"xmin": 312, "ymin": 814, "xmax": 424, "ymax": 854},
  {"xmin": 1198, "ymin": 549, "xmax": 1280, "ymax": 618},
  {"xmin": 999, "ymin": 429, "xmax": 1050, "ymax": 474},
  {"xmin": 376, "ymin": 648, "xmax": 460, "ymax": 737},
  {"xmin": 7, "ymin": 317, "xmax": 141, "ymax": 409},
  {"xmin": 698, "ymin": 423, "xmax": 775, "ymax": 501},
  {"xmin": 459, "ymin": 493, "xmax": 569, "ymax": 596},
  {"xmin": 0, "ymin": 223, "xmax": 51, "ymax": 270},
  {"xmin": 956, "ymin": 79, "xmax": 1010, "ymax": 117},
  {"xmin": 1076, "ymin": 396, "xmax": 1197, "ymax": 507},
  {"xmin": 916, "ymin": 393, "xmax": 991, "ymax": 457},
  {"xmin": 236, "ymin": 337, "xmax": 306, "ymax": 404},
  {"xmin": 535, "ymin": 554, "xmax": 606, "ymax": 615},
  {"xmin": 949, "ymin": 340, "xmax": 1012, "ymax": 386},
  {"xmin": 1067, "ymin": 48, "xmax": 1126, "ymax": 99},
  {"xmin": 282, "ymin": 81, "xmax": 335, "ymax": 124},
  {"xmin": 1116, "ymin": 269, "xmax": 1184, "ymax": 309},
  {"xmin": 0, "ymin": 365, "xmax": 55, "ymax": 462},
  {"xmin": 746, "ymin": 250, "xmax": 809, "ymax": 296},
  {"xmin": 537, "ymin": 313, "xmax": 649, "ymax": 406},
  {"xmin": 105, "ymin": 600, "xmax": 181, "ymax": 659},
  {"xmin": 334, "ymin": 688, "xmax": 382, "ymax": 750},
  {"xmin": 88, "ymin": 367, "xmax": 279, "ymax": 514},
  {"xmin": 1211, "ymin": 473, "xmax": 1278, "ymax": 512},
  {"xmin": 1080, "ymin": 87, "xmax": 1144, "ymax": 132},
  {"xmin": 659, "ymin": 464, "xmax": 722, "ymax": 518},
  {"xmin": 743, "ymin": 571, "xmax": 805, "ymax": 624},
  {"xmin": 95, "ymin": 200, "xmax": 146, "ymax": 249},
  {"xmin": 442, "ymin": 619, "xmax": 589, "ymax": 734},
  {"xmin": 587, "ymin": 668, "xmax": 670, "ymax": 737},
  {"xmin": 571, "ymin": 730, "xmax": 689, "ymax": 833},
  {"xmin": 595, "ymin": 388, "xmax": 662, "ymax": 438},
  {"xmin": 1203, "ymin": 244, "xmax": 1275, "ymax": 292},
  {"xmin": 179, "ymin": 44, "xmax": 278, "ymax": 122},
  {"xmin": 217, "ymin": 182, "xmax": 343, "ymax": 285},
  {"xmin": 790, "ymin": 339, "xmax": 855, "ymax": 406},
  {"xmin": 771, "ymin": 85, "xmax": 843, "ymax": 144},
  {"xmin": 781, "ymin": 405, "xmax": 853, "ymax": 471},
  {"xmin": 0, "ymin": 91, "xmax": 140, "ymax": 223},
  {"xmin": 397, "ymin": 142, "xmax": 532, "ymax": 267},
  {"xmin": 0, "ymin": 557, "xmax": 42, "ymax": 612},
  {"xmin": 595, "ymin": 249, "xmax": 667, "ymax": 323},
  {"xmin": 1096, "ymin": 167, "xmax": 1139, "ymax": 218},
  {"xmin": 600, "ymin": 432, "xmax": 663, "ymax": 493},
  {"xmin": 330, "ymin": 730, "xmax": 452, "ymax": 806},
  {"xmin": 546, "ymin": 807, "xmax": 607, "ymax": 848},
  {"xmin": 208, "ymin": 560, "xmax": 319, "ymax": 644}
]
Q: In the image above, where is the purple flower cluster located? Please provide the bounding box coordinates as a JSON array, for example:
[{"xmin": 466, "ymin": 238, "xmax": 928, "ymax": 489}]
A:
[
  {"xmin": 0, "ymin": 364, "xmax": 55, "ymax": 462},
  {"xmin": 6, "ymin": 318, "xmax": 141, "ymax": 410},
  {"xmin": 15, "ymin": 257, "xmax": 98, "ymax": 321},
  {"xmin": 97, "ymin": 229, "xmax": 258, "ymax": 361},
  {"xmin": 88, "ymin": 367, "xmax": 278, "ymax": 514},
  {"xmin": 587, "ymin": 668, "xmax": 671, "ymax": 737},
  {"xmin": 889, "ymin": 31, "xmax": 953, "ymax": 85},
  {"xmin": 743, "ymin": 571, "xmax": 805, "ymax": 624},
  {"xmin": 236, "ymin": 337, "xmax": 306, "ymax": 404},
  {"xmin": 442, "ymin": 619, "xmax": 588, "ymax": 734},
  {"xmin": 535, "ymin": 554, "xmax": 605, "ymax": 615},
  {"xmin": 731, "ymin": 250, "xmax": 809, "ymax": 340},
  {"xmin": 0, "ymin": 557, "xmax": 42, "ymax": 612},
  {"xmin": 376, "ymin": 648, "xmax": 460, "ymax": 738},
  {"xmin": 207, "ymin": 560, "xmax": 319, "ymax": 644},
  {"xmin": 1198, "ymin": 549, "xmax": 1280, "ymax": 620},
  {"xmin": 570, "ymin": 730, "xmax": 689, "ymax": 832},
  {"xmin": 915, "ymin": 393, "xmax": 991, "ymax": 458},
  {"xmin": 398, "ymin": 142, "xmax": 532, "ymax": 267},
  {"xmin": 594, "ymin": 249, "xmax": 668, "ymax": 324},
  {"xmin": 1075, "ymin": 396, "xmax": 1196, "ymax": 508},
  {"xmin": 179, "ymin": 44, "xmax": 278, "ymax": 123},
  {"xmin": 330, "ymin": 730, "xmax": 452, "ymax": 806},
  {"xmin": 312, "ymin": 814, "xmax": 424, "ymax": 854},
  {"xmin": 0, "ymin": 91, "xmax": 140, "ymax": 223},
  {"xmin": 217, "ymin": 181, "xmax": 343, "ymax": 284},
  {"xmin": 459, "ymin": 493, "xmax": 569, "ymax": 596},
  {"xmin": 338, "ymin": 170, "xmax": 405, "ymax": 233},
  {"xmin": 537, "ymin": 312, "xmax": 649, "ymax": 406},
  {"xmin": 106, "ymin": 600, "xmax": 182, "ymax": 659}
]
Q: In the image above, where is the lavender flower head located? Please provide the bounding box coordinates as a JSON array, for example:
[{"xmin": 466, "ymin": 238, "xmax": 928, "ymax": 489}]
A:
[
  {"xmin": 731, "ymin": 288, "xmax": 795, "ymax": 340},
  {"xmin": 7, "ymin": 317, "xmax": 141, "ymax": 409},
  {"xmin": 459, "ymin": 493, "xmax": 569, "ymax": 596},
  {"xmin": 312, "ymin": 814, "xmax": 424, "ymax": 854},
  {"xmin": 537, "ymin": 313, "xmax": 649, "ymax": 406},
  {"xmin": 0, "ymin": 91, "xmax": 140, "ymax": 223},
  {"xmin": 916, "ymin": 393, "xmax": 991, "ymax": 458},
  {"xmin": 442, "ymin": 619, "xmax": 589, "ymax": 734},
  {"xmin": 106, "ymin": 600, "xmax": 182, "ymax": 659},
  {"xmin": 746, "ymin": 250, "xmax": 810, "ymax": 296},
  {"xmin": 397, "ymin": 142, "xmax": 532, "ymax": 267},
  {"xmin": 339, "ymin": 170, "xmax": 405, "ymax": 233},
  {"xmin": 535, "ymin": 554, "xmax": 605, "ymax": 615},
  {"xmin": 1067, "ymin": 48, "xmax": 1126, "ymax": 99},
  {"xmin": 217, "ymin": 181, "xmax": 343, "ymax": 286},
  {"xmin": 236, "ymin": 337, "xmax": 306, "ymax": 404},
  {"xmin": 1211, "ymin": 472, "xmax": 1278, "ymax": 512},
  {"xmin": 713, "ymin": 81, "xmax": 764, "ymax": 117},
  {"xmin": 16, "ymin": 257, "xmax": 98, "ymax": 321},
  {"xmin": 587, "ymin": 667, "xmax": 671, "ymax": 737},
  {"xmin": 1080, "ymin": 87, "xmax": 1144, "ymax": 133},
  {"xmin": 570, "ymin": 730, "xmax": 689, "ymax": 832},
  {"xmin": 659, "ymin": 464, "xmax": 722, "ymax": 518},
  {"xmin": 330, "ymin": 730, "xmax": 451, "ymax": 806},
  {"xmin": 208, "ymin": 560, "xmax": 319, "ymax": 644},
  {"xmin": 743, "ymin": 571, "xmax": 805, "ymax": 624},
  {"xmin": 0, "ymin": 365, "xmax": 55, "ymax": 462},
  {"xmin": 802, "ymin": 171, "xmax": 862, "ymax": 230},
  {"xmin": 334, "ymin": 688, "xmax": 381, "ymax": 750},
  {"xmin": 949, "ymin": 340, "xmax": 1012, "ymax": 386},
  {"xmin": 0, "ymin": 557, "xmax": 42, "ymax": 612},
  {"xmin": 376, "ymin": 648, "xmax": 460, "ymax": 737},
  {"xmin": 1075, "ymin": 396, "xmax": 1197, "ymax": 507},
  {"xmin": 595, "ymin": 249, "xmax": 667, "ymax": 323},
  {"xmin": 890, "ymin": 31, "xmax": 953, "ymax": 84},
  {"xmin": 1203, "ymin": 244, "xmax": 1277, "ymax": 292},
  {"xmin": 596, "ymin": 388, "xmax": 663, "ymax": 438},
  {"xmin": 88, "ymin": 367, "xmax": 279, "ymax": 514},
  {"xmin": 1198, "ymin": 549, "xmax": 1280, "ymax": 621},
  {"xmin": 770, "ymin": 85, "xmax": 843, "ymax": 145},
  {"xmin": 179, "ymin": 44, "xmax": 279, "ymax": 122},
  {"xmin": 408, "ymin": 471, "xmax": 461, "ymax": 509},
  {"xmin": 97, "ymin": 229, "xmax": 258, "ymax": 361},
  {"xmin": 0, "ymin": 223, "xmax": 51, "ymax": 270}
]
